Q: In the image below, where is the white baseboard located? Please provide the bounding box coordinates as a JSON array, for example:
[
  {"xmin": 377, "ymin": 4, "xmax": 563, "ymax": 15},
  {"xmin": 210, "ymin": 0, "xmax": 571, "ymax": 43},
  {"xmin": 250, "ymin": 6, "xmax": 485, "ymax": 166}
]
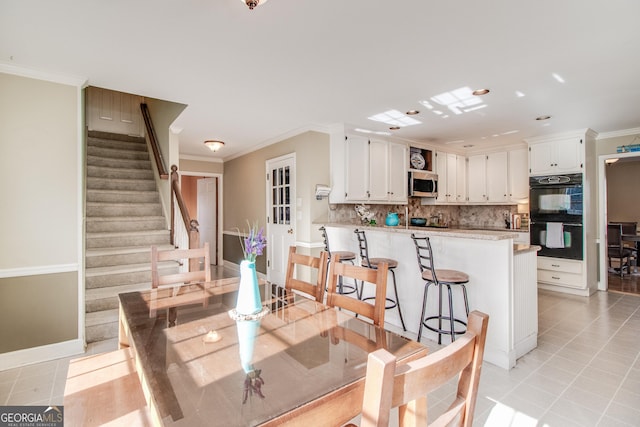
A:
[{"xmin": 0, "ymin": 339, "xmax": 85, "ymax": 371}]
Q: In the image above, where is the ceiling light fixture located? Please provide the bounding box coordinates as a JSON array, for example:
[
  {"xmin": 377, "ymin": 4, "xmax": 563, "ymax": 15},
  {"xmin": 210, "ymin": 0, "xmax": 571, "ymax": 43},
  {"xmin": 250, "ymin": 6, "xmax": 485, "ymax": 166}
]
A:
[
  {"xmin": 535, "ymin": 115, "xmax": 551, "ymax": 121},
  {"xmin": 241, "ymin": 0, "xmax": 269, "ymax": 9},
  {"xmin": 204, "ymin": 140, "xmax": 225, "ymax": 152},
  {"xmin": 605, "ymin": 158, "xmax": 619, "ymax": 164},
  {"xmin": 406, "ymin": 110, "xmax": 420, "ymax": 115},
  {"xmin": 472, "ymin": 88, "xmax": 490, "ymax": 96}
]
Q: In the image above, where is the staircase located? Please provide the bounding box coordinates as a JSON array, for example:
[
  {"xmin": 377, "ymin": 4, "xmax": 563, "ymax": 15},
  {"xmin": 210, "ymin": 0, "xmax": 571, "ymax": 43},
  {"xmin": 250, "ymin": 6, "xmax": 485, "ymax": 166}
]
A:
[{"xmin": 85, "ymin": 131, "xmax": 175, "ymax": 342}]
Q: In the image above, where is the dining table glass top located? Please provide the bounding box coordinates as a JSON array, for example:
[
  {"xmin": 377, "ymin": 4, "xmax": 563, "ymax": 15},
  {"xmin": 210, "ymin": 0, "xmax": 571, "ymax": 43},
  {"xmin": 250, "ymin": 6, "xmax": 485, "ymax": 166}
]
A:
[{"xmin": 118, "ymin": 281, "xmax": 424, "ymax": 426}]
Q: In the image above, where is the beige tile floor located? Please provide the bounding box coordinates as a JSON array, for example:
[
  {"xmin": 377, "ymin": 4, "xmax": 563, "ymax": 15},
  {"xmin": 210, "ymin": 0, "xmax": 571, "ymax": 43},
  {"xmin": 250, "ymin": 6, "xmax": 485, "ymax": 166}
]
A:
[{"xmin": 1, "ymin": 289, "xmax": 639, "ymax": 426}]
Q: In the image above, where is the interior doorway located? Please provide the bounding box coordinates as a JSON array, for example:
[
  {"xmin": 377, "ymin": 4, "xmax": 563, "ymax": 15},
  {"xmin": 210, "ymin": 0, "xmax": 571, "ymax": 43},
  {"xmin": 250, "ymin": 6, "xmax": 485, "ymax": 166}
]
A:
[
  {"xmin": 599, "ymin": 152, "xmax": 640, "ymax": 295},
  {"xmin": 181, "ymin": 173, "xmax": 223, "ymax": 265}
]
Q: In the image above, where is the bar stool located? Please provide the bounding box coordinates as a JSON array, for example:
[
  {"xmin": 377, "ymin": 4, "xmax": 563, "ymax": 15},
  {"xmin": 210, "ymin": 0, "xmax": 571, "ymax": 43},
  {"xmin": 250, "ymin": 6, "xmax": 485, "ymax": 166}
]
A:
[
  {"xmin": 354, "ymin": 229, "xmax": 406, "ymax": 331},
  {"xmin": 411, "ymin": 234, "xmax": 470, "ymax": 344},
  {"xmin": 319, "ymin": 226, "xmax": 357, "ymax": 295}
]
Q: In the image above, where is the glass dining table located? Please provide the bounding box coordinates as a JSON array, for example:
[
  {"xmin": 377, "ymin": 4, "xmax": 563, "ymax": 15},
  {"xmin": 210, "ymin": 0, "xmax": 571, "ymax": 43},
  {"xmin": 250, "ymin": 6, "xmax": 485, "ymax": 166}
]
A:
[{"xmin": 118, "ymin": 278, "xmax": 426, "ymax": 426}]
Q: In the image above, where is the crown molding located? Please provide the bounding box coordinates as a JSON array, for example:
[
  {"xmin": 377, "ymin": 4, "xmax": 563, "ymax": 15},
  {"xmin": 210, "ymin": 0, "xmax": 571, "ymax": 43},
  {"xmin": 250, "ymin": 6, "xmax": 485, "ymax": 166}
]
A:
[
  {"xmin": 0, "ymin": 61, "xmax": 87, "ymax": 87},
  {"xmin": 597, "ymin": 127, "xmax": 640, "ymax": 140}
]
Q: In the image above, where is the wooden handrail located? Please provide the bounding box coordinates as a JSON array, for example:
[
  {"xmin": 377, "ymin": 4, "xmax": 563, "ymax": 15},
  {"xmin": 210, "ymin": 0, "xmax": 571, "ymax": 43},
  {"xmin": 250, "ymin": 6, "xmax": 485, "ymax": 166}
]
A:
[
  {"xmin": 140, "ymin": 103, "xmax": 169, "ymax": 179},
  {"xmin": 171, "ymin": 165, "xmax": 200, "ymax": 250}
]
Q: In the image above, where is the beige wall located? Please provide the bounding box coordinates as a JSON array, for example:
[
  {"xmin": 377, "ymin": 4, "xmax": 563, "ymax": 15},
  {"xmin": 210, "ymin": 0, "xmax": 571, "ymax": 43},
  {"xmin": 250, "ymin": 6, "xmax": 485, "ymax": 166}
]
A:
[
  {"xmin": 0, "ymin": 72, "xmax": 81, "ymax": 354},
  {"xmin": 606, "ymin": 160, "xmax": 640, "ymax": 224},
  {"xmin": 180, "ymin": 159, "xmax": 224, "ymax": 175},
  {"xmin": 223, "ymin": 131, "xmax": 330, "ymax": 268}
]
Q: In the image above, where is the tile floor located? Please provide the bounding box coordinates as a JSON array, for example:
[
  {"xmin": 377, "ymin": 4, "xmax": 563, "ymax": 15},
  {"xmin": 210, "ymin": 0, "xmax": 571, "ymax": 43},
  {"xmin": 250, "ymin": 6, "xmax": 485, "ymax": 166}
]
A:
[{"xmin": 1, "ymin": 289, "xmax": 639, "ymax": 426}]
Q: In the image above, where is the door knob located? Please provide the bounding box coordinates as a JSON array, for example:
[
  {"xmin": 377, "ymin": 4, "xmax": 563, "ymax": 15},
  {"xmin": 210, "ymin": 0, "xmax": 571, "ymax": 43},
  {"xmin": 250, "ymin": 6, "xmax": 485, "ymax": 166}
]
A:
[{"xmin": 287, "ymin": 228, "xmax": 294, "ymax": 234}]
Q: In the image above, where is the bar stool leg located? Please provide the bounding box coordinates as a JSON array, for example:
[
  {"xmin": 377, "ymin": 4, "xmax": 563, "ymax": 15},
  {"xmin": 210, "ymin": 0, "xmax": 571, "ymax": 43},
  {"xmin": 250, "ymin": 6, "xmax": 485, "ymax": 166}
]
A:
[
  {"xmin": 389, "ymin": 269, "xmax": 406, "ymax": 331},
  {"xmin": 447, "ymin": 284, "xmax": 456, "ymax": 342},
  {"xmin": 417, "ymin": 281, "xmax": 431, "ymax": 342}
]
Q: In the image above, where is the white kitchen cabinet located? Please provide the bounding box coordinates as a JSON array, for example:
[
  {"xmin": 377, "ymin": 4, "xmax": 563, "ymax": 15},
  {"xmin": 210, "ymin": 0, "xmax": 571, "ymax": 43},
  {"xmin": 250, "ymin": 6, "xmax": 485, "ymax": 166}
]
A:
[
  {"xmin": 388, "ymin": 141, "xmax": 408, "ymax": 202},
  {"xmin": 467, "ymin": 151, "xmax": 511, "ymax": 204},
  {"xmin": 456, "ymin": 154, "xmax": 466, "ymax": 202},
  {"xmin": 508, "ymin": 148, "xmax": 529, "ymax": 202},
  {"xmin": 345, "ymin": 135, "xmax": 370, "ymax": 201},
  {"xmin": 467, "ymin": 154, "xmax": 487, "ymax": 202},
  {"xmin": 435, "ymin": 151, "xmax": 463, "ymax": 203},
  {"xmin": 344, "ymin": 135, "xmax": 407, "ymax": 203},
  {"xmin": 486, "ymin": 151, "xmax": 508, "ymax": 202},
  {"xmin": 537, "ymin": 256, "xmax": 585, "ymax": 289},
  {"xmin": 528, "ymin": 137, "xmax": 583, "ymax": 175}
]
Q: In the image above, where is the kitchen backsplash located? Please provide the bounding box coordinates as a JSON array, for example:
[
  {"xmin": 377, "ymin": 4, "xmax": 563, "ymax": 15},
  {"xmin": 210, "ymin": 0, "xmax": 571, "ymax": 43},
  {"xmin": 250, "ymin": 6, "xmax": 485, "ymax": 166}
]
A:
[{"xmin": 328, "ymin": 199, "xmax": 528, "ymax": 229}]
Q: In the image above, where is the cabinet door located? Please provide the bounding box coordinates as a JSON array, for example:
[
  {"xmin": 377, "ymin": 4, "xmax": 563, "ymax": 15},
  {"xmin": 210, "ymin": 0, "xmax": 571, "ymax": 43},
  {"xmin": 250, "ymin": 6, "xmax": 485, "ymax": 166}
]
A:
[
  {"xmin": 445, "ymin": 153, "xmax": 458, "ymax": 202},
  {"xmin": 487, "ymin": 151, "xmax": 508, "ymax": 202},
  {"xmin": 529, "ymin": 142, "xmax": 554, "ymax": 175},
  {"xmin": 388, "ymin": 142, "xmax": 408, "ymax": 202},
  {"xmin": 555, "ymin": 137, "xmax": 583, "ymax": 173},
  {"xmin": 456, "ymin": 154, "xmax": 466, "ymax": 202},
  {"xmin": 345, "ymin": 136, "xmax": 369, "ymax": 201},
  {"xmin": 368, "ymin": 139, "xmax": 389, "ymax": 201},
  {"xmin": 467, "ymin": 155, "xmax": 487, "ymax": 202},
  {"xmin": 508, "ymin": 148, "xmax": 529, "ymax": 201},
  {"xmin": 435, "ymin": 151, "xmax": 449, "ymax": 203}
]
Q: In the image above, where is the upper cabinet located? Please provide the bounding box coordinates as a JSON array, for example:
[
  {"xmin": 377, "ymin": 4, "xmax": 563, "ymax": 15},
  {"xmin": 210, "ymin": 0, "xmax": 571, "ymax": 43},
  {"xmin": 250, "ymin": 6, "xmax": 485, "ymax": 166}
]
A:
[
  {"xmin": 508, "ymin": 148, "xmax": 529, "ymax": 202},
  {"xmin": 527, "ymin": 137, "xmax": 584, "ymax": 175},
  {"xmin": 435, "ymin": 151, "xmax": 465, "ymax": 203},
  {"xmin": 343, "ymin": 135, "xmax": 407, "ymax": 204},
  {"xmin": 465, "ymin": 149, "xmax": 527, "ymax": 205}
]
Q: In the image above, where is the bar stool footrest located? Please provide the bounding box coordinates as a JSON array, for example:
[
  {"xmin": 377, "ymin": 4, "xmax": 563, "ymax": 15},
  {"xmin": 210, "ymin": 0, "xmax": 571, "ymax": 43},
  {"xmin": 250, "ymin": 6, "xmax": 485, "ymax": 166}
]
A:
[
  {"xmin": 423, "ymin": 316, "xmax": 467, "ymax": 337},
  {"xmin": 362, "ymin": 296, "xmax": 398, "ymax": 310}
]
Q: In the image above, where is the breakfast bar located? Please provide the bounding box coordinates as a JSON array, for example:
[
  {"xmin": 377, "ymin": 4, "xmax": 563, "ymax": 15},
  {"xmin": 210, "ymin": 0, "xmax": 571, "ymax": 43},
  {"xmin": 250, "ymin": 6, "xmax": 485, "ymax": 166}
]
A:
[{"xmin": 322, "ymin": 223, "xmax": 540, "ymax": 369}]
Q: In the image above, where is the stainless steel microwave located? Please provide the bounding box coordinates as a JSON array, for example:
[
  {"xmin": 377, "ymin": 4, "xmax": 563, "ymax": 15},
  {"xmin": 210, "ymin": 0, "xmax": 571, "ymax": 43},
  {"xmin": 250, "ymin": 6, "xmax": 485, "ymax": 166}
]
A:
[{"xmin": 409, "ymin": 171, "xmax": 438, "ymax": 197}]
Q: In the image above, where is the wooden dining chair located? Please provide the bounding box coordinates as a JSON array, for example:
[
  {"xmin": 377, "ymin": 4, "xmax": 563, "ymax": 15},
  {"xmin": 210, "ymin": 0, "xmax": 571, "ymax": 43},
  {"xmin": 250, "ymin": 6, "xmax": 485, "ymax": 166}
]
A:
[
  {"xmin": 151, "ymin": 242, "xmax": 211, "ymax": 288},
  {"xmin": 284, "ymin": 246, "xmax": 329, "ymax": 302},
  {"xmin": 607, "ymin": 224, "xmax": 633, "ymax": 278},
  {"xmin": 353, "ymin": 310, "xmax": 489, "ymax": 427},
  {"xmin": 326, "ymin": 254, "xmax": 388, "ymax": 327}
]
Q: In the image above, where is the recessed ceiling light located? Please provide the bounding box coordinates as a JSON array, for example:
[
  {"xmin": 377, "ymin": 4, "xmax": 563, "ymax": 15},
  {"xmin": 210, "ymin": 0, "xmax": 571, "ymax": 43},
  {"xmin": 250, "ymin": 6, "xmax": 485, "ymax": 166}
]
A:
[
  {"xmin": 389, "ymin": 126, "xmax": 401, "ymax": 130},
  {"xmin": 472, "ymin": 88, "xmax": 490, "ymax": 96},
  {"xmin": 406, "ymin": 110, "xmax": 420, "ymax": 115},
  {"xmin": 535, "ymin": 115, "xmax": 552, "ymax": 121}
]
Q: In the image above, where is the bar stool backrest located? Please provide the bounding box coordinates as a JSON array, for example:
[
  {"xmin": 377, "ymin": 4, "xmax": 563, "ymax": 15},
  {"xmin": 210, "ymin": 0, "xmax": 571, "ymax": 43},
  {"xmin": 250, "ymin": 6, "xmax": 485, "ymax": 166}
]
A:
[
  {"xmin": 319, "ymin": 226, "xmax": 331, "ymax": 255},
  {"xmin": 410, "ymin": 234, "xmax": 439, "ymax": 284},
  {"xmin": 354, "ymin": 229, "xmax": 372, "ymax": 267}
]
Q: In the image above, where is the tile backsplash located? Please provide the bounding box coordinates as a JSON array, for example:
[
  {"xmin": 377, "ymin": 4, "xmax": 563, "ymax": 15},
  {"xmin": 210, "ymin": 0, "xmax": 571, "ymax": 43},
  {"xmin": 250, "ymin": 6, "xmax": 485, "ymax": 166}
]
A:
[{"xmin": 328, "ymin": 199, "xmax": 528, "ymax": 229}]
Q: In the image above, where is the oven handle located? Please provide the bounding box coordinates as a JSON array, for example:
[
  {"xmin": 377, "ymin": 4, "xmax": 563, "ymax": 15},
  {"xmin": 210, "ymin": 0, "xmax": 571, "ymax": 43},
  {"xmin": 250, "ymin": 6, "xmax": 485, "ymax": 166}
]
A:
[{"xmin": 530, "ymin": 221, "xmax": 583, "ymax": 227}]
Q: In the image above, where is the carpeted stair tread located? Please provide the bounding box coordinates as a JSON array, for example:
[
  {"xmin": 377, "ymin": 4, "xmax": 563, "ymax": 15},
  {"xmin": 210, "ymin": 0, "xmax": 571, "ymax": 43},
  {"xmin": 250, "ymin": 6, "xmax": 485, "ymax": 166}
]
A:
[
  {"xmin": 86, "ymin": 309, "xmax": 119, "ymax": 328},
  {"xmin": 86, "ymin": 282, "xmax": 153, "ymax": 303},
  {"xmin": 86, "ymin": 244, "xmax": 174, "ymax": 257}
]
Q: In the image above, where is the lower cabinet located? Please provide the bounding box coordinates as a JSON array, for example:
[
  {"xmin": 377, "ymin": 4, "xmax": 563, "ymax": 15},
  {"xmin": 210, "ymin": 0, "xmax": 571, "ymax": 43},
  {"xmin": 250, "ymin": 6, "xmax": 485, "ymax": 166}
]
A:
[{"xmin": 537, "ymin": 256, "xmax": 585, "ymax": 289}]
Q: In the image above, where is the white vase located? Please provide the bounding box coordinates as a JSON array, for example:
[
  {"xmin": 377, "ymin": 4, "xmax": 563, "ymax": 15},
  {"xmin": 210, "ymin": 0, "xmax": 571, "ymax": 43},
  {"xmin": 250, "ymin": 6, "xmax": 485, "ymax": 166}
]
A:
[{"xmin": 236, "ymin": 260, "xmax": 262, "ymax": 315}]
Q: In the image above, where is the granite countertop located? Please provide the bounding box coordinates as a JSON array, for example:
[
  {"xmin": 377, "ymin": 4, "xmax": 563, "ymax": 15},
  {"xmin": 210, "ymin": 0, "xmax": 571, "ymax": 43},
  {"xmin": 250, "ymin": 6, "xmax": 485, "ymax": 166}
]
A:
[{"xmin": 322, "ymin": 222, "xmax": 518, "ymax": 241}]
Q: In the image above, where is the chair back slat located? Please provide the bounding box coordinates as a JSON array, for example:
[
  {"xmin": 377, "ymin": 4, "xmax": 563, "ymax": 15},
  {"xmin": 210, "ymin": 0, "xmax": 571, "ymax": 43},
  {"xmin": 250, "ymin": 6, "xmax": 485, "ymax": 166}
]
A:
[
  {"xmin": 151, "ymin": 243, "xmax": 211, "ymax": 289},
  {"xmin": 284, "ymin": 246, "xmax": 328, "ymax": 302},
  {"xmin": 358, "ymin": 311, "xmax": 489, "ymax": 427},
  {"xmin": 326, "ymin": 254, "xmax": 388, "ymax": 327},
  {"xmin": 411, "ymin": 234, "xmax": 439, "ymax": 283}
]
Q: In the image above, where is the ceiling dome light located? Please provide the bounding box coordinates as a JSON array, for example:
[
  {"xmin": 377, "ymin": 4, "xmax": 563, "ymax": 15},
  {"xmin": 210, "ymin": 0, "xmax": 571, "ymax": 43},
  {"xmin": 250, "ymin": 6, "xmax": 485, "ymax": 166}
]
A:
[
  {"xmin": 204, "ymin": 140, "xmax": 225, "ymax": 152},
  {"xmin": 241, "ymin": 0, "xmax": 269, "ymax": 9},
  {"xmin": 472, "ymin": 88, "xmax": 490, "ymax": 96},
  {"xmin": 535, "ymin": 115, "xmax": 552, "ymax": 121},
  {"xmin": 406, "ymin": 110, "xmax": 420, "ymax": 115}
]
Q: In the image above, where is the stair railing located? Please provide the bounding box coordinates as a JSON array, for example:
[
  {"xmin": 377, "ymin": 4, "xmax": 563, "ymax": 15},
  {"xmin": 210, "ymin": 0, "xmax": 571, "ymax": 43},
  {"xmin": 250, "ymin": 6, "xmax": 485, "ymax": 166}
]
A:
[
  {"xmin": 171, "ymin": 165, "xmax": 200, "ymax": 254},
  {"xmin": 140, "ymin": 103, "xmax": 169, "ymax": 179},
  {"xmin": 140, "ymin": 102, "xmax": 200, "ymax": 253}
]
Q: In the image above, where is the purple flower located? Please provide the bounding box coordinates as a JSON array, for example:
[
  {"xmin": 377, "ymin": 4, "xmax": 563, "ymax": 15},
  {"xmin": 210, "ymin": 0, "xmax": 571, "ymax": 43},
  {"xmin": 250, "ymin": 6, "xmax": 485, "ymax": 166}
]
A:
[{"xmin": 240, "ymin": 222, "xmax": 267, "ymax": 262}]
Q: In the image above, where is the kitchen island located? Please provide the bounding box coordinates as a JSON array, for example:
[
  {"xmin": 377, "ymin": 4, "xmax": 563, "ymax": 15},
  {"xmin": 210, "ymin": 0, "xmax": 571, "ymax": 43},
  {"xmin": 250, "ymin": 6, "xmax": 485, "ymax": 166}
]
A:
[{"xmin": 322, "ymin": 223, "xmax": 540, "ymax": 370}]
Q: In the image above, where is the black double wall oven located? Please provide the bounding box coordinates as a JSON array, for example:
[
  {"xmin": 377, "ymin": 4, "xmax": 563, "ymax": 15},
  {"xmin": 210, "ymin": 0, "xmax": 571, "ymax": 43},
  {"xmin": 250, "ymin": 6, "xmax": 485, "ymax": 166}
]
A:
[{"xmin": 529, "ymin": 173, "xmax": 583, "ymax": 260}]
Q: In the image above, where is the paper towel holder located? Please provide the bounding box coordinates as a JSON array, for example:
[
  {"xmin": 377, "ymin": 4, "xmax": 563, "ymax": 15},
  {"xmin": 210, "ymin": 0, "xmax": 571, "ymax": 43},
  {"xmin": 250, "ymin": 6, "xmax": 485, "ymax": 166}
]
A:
[{"xmin": 315, "ymin": 184, "xmax": 331, "ymax": 200}]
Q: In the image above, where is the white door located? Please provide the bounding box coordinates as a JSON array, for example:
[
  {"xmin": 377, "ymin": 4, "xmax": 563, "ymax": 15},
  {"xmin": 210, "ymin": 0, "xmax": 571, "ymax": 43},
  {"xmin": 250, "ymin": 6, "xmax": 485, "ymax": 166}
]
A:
[
  {"xmin": 266, "ymin": 155, "xmax": 296, "ymax": 287},
  {"xmin": 197, "ymin": 177, "xmax": 217, "ymax": 264}
]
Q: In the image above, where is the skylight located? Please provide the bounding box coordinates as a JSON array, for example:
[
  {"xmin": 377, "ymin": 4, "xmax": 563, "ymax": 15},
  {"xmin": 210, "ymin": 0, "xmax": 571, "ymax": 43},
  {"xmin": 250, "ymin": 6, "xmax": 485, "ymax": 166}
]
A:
[
  {"xmin": 367, "ymin": 110, "xmax": 421, "ymax": 127},
  {"xmin": 422, "ymin": 86, "xmax": 487, "ymax": 116}
]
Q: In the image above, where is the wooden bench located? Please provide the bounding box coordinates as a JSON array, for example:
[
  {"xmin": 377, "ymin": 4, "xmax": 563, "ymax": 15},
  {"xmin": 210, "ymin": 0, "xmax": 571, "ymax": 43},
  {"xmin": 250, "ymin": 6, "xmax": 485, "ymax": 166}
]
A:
[{"xmin": 63, "ymin": 347, "xmax": 153, "ymax": 426}]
